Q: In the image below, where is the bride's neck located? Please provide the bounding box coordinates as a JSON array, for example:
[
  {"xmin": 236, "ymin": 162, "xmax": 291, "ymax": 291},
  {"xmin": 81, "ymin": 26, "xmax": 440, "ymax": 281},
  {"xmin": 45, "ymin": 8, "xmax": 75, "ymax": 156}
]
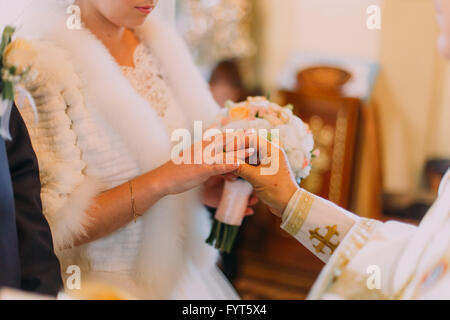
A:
[
  {"xmin": 76, "ymin": 0, "xmax": 139, "ymax": 67},
  {"xmin": 76, "ymin": 0, "xmax": 127, "ymax": 47}
]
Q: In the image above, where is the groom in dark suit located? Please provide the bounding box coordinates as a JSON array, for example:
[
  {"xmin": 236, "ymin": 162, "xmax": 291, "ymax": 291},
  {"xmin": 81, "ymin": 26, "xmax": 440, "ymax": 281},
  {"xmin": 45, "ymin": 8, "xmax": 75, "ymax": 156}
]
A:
[{"xmin": 0, "ymin": 79, "xmax": 62, "ymax": 296}]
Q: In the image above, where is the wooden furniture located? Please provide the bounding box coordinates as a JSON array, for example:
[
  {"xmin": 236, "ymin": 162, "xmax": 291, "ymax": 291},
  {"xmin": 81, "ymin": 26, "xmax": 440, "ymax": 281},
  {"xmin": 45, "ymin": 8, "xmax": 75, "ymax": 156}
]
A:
[{"xmin": 279, "ymin": 66, "xmax": 361, "ymax": 208}]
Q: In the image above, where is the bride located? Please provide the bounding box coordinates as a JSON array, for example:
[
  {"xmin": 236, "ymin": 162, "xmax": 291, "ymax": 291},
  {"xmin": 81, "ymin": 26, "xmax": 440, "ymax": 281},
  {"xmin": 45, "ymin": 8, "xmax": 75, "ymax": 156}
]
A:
[{"xmin": 15, "ymin": 0, "xmax": 255, "ymax": 299}]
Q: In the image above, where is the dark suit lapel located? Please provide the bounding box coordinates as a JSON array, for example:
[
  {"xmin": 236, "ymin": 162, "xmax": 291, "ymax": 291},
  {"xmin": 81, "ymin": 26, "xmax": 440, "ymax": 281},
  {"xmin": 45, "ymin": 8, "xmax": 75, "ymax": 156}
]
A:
[{"xmin": 0, "ymin": 135, "xmax": 21, "ymax": 289}]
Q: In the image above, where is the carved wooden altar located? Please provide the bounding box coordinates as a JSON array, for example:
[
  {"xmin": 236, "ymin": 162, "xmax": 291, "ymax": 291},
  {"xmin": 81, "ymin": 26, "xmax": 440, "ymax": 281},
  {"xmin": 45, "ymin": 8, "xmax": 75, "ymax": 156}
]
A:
[{"xmin": 279, "ymin": 66, "xmax": 360, "ymax": 208}]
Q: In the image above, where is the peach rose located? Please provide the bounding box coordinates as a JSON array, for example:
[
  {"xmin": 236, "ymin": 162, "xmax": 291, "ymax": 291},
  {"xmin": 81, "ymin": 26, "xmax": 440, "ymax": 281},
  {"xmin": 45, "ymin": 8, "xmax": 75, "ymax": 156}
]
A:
[
  {"xmin": 3, "ymin": 38, "xmax": 36, "ymax": 74},
  {"xmin": 230, "ymin": 107, "xmax": 250, "ymax": 120}
]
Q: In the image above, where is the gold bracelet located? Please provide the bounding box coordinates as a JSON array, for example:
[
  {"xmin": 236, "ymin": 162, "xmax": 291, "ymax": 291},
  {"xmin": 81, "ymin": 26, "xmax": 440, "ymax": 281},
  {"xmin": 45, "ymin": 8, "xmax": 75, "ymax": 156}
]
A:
[{"xmin": 129, "ymin": 181, "xmax": 140, "ymax": 223}]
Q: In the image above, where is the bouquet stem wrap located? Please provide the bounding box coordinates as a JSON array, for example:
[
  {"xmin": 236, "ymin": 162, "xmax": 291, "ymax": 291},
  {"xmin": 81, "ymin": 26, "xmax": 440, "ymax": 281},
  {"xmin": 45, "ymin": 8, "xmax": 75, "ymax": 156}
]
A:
[{"xmin": 206, "ymin": 179, "xmax": 253, "ymax": 253}]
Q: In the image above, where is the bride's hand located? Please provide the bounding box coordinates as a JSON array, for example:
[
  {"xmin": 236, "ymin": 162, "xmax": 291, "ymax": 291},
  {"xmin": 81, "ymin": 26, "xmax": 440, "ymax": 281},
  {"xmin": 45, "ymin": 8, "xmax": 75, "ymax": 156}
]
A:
[
  {"xmin": 233, "ymin": 134, "xmax": 299, "ymax": 217},
  {"xmin": 154, "ymin": 133, "xmax": 253, "ymax": 196}
]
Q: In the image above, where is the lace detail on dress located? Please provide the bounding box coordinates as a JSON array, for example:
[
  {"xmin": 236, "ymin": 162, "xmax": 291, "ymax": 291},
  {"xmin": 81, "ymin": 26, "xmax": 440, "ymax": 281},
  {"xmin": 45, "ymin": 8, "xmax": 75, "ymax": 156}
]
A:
[{"xmin": 121, "ymin": 44, "xmax": 170, "ymax": 117}]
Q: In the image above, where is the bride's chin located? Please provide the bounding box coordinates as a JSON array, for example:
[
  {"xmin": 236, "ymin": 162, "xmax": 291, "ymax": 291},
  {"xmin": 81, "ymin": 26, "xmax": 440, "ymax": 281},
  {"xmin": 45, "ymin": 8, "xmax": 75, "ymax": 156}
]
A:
[{"xmin": 125, "ymin": 16, "xmax": 150, "ymax": 29}]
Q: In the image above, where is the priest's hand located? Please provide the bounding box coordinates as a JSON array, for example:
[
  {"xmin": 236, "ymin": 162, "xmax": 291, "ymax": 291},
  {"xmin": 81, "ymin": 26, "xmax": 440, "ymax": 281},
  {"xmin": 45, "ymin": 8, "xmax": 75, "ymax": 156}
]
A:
[{"xmin": 233, "ymin": 135, "xmax": 299, "ymax": 217}]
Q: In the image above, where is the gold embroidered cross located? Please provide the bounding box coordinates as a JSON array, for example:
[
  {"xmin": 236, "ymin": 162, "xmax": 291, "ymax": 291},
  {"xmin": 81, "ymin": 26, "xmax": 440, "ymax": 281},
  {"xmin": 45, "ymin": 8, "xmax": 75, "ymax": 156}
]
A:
[{"xmin": 309, "ymin": 225, "xmax": 339, "ymax": 255}]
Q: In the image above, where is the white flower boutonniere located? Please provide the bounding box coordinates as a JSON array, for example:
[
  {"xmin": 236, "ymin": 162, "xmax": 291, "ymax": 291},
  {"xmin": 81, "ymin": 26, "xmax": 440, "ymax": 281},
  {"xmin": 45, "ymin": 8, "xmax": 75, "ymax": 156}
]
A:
[{"xmin": 0, "ymin": 26, "xmax": 38, "ymax": 140}]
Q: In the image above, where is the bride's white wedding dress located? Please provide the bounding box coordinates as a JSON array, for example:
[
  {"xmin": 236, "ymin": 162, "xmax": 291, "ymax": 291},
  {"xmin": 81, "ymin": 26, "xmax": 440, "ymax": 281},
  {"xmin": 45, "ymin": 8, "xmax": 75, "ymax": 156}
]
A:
[
  {"xmin": 16, "ymin": 0, "xmax": 238, "ymax": 300},
  {"xmin": 119, "ymin": 43, "xmax": 239, "ymax": 300}
]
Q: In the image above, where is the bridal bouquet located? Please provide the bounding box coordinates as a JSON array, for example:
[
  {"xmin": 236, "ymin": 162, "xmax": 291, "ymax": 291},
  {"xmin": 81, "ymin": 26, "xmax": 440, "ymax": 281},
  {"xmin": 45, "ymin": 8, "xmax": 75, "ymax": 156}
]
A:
[{"xmin": 206, "ymin": 96, "xmax": 316, "ymax": 253}]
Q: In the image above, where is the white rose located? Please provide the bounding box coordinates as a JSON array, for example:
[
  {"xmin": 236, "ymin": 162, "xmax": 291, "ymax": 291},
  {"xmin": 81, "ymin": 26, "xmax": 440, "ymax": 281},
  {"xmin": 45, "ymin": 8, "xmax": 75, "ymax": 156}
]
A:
[
  {"xmin": 248, "ymin": 118, "xmax": 272, "ymax": 131},
  {"xmin": 286, "ymin": 149, "xmax": 306, "ymax": 174},
  {"xmin": 302, "ymin": 132, "xmax": 315, "ymax": 153},
  {"xmin": 223, "ymin": 119, "xmax": 250, "ymax": 131}
]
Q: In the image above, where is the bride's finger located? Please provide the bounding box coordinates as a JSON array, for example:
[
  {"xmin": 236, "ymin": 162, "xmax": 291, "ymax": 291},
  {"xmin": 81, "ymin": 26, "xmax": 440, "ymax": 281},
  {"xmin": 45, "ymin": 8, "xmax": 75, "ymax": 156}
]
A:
[
  {"xmin": 248, "ymin": 193, "xmax": 259, "ymax": 206},
  {"xmin": 223, "ymin": 130, "xmax": 248, "ymax": 152},
  {"xmin": 223, "ymin": 173, "xmax": 238, "ymax": 181},
  {"xmin": 202, "ymin": 146, "xmax": 254, "ymax": 165},
  {"xmin": 205, "ymin": 131, "xmax": 244, "ymax": 150},
  {"xmin": 245, "ymin": 207, "xmax": 255, "ymax": 216},
  {"xmin": 202, "ymin": 148, "xmax": 254, "ymax": 176},
  {"xmin": 203, "ymin": 132, "xmax": 247, "ymax": 162},
  {"xmin": 208, "ymin": 163, "xmax": 241, "ymax": 176},
  {"xmin": 222, "ymin": 148, "xmax": 256, "ymax": 164},
  {"xmin": 226, "ymin": 131, "xmax": 270, "ymax": 158}
]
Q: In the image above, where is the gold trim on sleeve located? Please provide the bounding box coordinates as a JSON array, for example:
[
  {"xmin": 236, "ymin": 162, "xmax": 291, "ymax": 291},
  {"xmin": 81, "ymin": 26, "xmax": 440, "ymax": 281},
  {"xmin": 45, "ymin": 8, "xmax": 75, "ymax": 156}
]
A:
[{"xmin": 283, "ymin": 190, "xmax": 314, "ymax": 236}]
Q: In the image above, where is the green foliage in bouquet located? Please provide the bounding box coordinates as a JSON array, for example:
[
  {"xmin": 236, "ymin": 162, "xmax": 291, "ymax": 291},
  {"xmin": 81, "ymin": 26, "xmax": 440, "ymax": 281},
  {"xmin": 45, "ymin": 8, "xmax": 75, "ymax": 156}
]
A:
[
  {"xmin": 0, "ymin": 26, "xmax": 16, "ymax": 101},
  {"xmin": 0, "ymin": 26, "xmax": 15, "ymax": 60},
  {"xmin": 206, "ymin": 220, "xmax": 240, "ymax": 254}
]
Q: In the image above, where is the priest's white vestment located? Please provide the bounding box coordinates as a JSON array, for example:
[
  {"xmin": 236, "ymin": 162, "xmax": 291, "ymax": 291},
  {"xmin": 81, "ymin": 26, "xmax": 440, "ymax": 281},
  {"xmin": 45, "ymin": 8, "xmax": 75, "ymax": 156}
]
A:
[{"xmin": 281, "ymin": 170, "xmax": 450, "ymax": 299}]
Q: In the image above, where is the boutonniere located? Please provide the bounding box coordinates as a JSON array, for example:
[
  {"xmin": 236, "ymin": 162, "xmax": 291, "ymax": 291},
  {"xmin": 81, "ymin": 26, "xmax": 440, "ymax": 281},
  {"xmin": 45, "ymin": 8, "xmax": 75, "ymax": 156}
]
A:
[{"xmin": 0, "ymin": 26, "xmax": 38, "ymax": 140}]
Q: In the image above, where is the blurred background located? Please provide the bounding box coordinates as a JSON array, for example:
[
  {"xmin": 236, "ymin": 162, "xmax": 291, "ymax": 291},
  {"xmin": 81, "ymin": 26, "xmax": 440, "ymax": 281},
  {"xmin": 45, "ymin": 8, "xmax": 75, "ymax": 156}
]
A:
[
  {"xmin": 175, "ymin": 0, "xmax": 450, "ymax": 299},
  {"xmin": 2, "ymin": 0, "xmax": 450, "ymax": 299}
]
